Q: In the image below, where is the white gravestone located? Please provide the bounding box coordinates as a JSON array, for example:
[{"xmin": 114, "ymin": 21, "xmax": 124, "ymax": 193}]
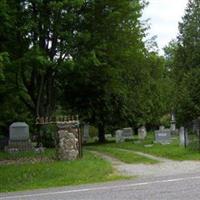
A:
[
  {"xmin": 170, "ymin": 113, "xmax": 176, "ymax": 132},
  {"xmin": 115, "ymin": 130, "xmax": 123, "ymax": 143},
  {"xmin": 179, "ymin": 127, "xmax": 189, "ymax": 146},
  {"xmin": 138, "ymin": 126, "xmax": 147, "ymax": 140}
]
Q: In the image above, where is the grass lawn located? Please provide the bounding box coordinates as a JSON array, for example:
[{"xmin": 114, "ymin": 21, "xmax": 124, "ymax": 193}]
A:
[
  {"xmin": 110, "ymin": 141, "xmax": 200, "ymax": 161},
  {"xmin": 0, "ymin": 151, "xmax": 126, "ymax": 193},
  {"xmin": 87, "ymin": 146, "xmax": 158, "ymax": 164}
]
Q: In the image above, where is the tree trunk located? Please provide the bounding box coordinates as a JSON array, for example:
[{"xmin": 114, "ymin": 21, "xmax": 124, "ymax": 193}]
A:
[{"xmin": 98, "ymin": 124, "xmax": 106, "ymax": 143}]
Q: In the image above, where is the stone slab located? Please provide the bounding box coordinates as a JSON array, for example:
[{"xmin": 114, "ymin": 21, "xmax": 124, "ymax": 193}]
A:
[
  {"xmin": 155, "ymin": 129, "xmax": 171, "ymax": 144},
  {"xmin": 9, "ymin": 122, "xmax": 29, "ymax": 141}
]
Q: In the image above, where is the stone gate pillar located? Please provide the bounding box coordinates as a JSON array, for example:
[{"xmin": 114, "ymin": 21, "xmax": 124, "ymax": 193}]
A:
[{"xmin": 56, "ymin": 119, "xmax": 81, "ymax": 161}]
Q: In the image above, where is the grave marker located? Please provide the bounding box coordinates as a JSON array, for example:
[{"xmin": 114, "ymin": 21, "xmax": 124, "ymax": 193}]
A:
[
  {"xmin": 179, "ymin": 126, "xmax": 189, "ymax": 146},
  {"xmin": 138, "ymin": 126, "xmax": 147, "ymax": 140},
  {"xmin": 5, "ymin": 122, "xmax": 33, "ymax": 152},
  {"xmin": 115, "ymin": 128, "xmax": 133, "ymax": 143},
  {"xmin": 155, "ymin": 127, "xmax": 171, "ymax": 144},
  {"xmin": 83, "ymin": 124, "xmax": 90, "ymax": 143}
]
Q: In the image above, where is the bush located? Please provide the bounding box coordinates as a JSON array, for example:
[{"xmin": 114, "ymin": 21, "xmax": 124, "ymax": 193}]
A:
[
  {"xmin": 89, "ymin": 126, "xmax": 98, "ymax": 138},
  {"xmin": 40, "ymin": 124, "xmax": 57, "ymax": 148}
]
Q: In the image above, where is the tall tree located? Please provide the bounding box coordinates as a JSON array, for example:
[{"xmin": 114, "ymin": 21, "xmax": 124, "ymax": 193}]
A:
[
  {"xmin": 3, "ymin": 0, "xmax": 84, "ymax": 118},
  {"xmin": 62, "ymin": 0, "xmax": 160, "ymax": 142},
  {"xmin": 167, "ymin": 0, "xmax": 200, "ymax": 124}
]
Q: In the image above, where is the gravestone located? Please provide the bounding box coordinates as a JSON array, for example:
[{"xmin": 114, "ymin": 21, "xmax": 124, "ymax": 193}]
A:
[
  {"xmin": 155, "ymin": 127, "xmax": 171, "ymax": 144},
  {"xmin": 170, "ymin": 113, "xmax": 176, "ymax": 132},
  {"xmin": 82, "ymin": 124, "xmax": 90, "ymax": 143},
  {"xmin": 179, "ymin": 127, "xmax": 189, "ymax": 146},
  {"xmin": 10, "ymin": 122, "xmax": 29, "ymax": 141},
  {"xmin": 122, "ymin": 128, "xmax": 133, "ymax": 138},
  {"xmin": 115, "ymin": 130, "xmax": 123, "ymax": 143},
  {"xmin": 138, "ymin": 126, "xmax": 147, "ymax": 140},
  {"xmin": 5, "ymin": 122, "xmax": 33, "ymax": 152},
  {"xmin": 115, "ymin": 128, "xmax": 133, "ymax": 143}
]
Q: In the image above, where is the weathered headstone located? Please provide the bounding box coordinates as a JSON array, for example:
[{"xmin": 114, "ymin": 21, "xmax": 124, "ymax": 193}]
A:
[
  {"xmin": 155, "ymin": 127, "xmax": 171, "ymax": 144},
  {"xmin": 82, "ymin": 124, "xmax": 90, "ymax": 143},
  {"xmin": 115, "ymin": 128, "xmax": 133, "ymax": 143},
  {"xmin": 115, "ymin": 130, "xmax": 123, "ymax": 143},
  {"xmin": 170, "ymin": 113, "xmax": 176, "ymax": 133},
  {"xmin": 5, "ymin": 122, "xmax": 33, "ymax": 152},
  {"xmin": 179, "ymin": 127, "xmax": 189, "ymax": 146},
  {"xmin": 138, "ymin": 126, "xmax": 147, "ymax": 140},
  {"xmin": 122, "ymin": 128, "xmax": 133, "ymax": 138},
  {"xmin": 10, "ymin": 122, "xmax": 29, "ymax": 141}
]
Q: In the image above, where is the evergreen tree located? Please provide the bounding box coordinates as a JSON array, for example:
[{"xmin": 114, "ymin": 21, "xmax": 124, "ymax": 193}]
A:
[{"xmin": 168, "ymin": 0, "xmax": 200, "ymax": 124}]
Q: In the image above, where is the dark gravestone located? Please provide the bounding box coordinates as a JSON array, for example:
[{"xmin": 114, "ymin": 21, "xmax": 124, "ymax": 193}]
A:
[{"xmin": 155, "ymin": 128, "xmax": 171, "ymax": 144}]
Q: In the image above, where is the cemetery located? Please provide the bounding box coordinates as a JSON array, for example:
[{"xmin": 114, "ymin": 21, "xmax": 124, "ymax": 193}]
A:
[
  {"xmin": 1, "ymin": 114, "xmax": 200, "ymax": 193},
  {"xmin": 1, "ymin": 1, "xmax": 200, "ymax": 199}
]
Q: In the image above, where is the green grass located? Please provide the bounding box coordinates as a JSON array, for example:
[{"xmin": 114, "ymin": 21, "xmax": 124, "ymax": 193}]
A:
[
  {"xmin": 94, "ymin": 142, "xmax": 200, "ymax": 161},
  {"xmin": 87, "ymin": 146, "xmax": 158, "ymax": 164},
  {"xmin": 112, "ymin": 141, "xmax": 200, "ymax": 161},
  {"xmin": 0, "ymin": 151, "xmax": 126, "ymax": 193},
  {"xmin": 0, "ymin": 149, "xmax": 55, "ymax": 161},
  {"xmin": 86, "ymin": 132, "xmax": 200, "ymax": 161}
]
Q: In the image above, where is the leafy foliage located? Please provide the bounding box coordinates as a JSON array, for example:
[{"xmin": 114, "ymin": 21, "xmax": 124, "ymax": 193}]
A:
[{"xmin": 0, "ymin": 0, "xmax": 171, "ymax": 143}]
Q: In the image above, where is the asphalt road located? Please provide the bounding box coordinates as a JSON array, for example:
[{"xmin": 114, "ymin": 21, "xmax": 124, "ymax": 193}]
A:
[{"xmin": 1, "ymin": 173, "xmax": 200, "ymax": 200}]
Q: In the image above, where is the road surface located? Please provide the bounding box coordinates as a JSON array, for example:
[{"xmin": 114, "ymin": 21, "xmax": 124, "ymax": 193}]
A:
[{"xmin": 1, "ymin": 173, "xmax": 200, "ymax": 200}]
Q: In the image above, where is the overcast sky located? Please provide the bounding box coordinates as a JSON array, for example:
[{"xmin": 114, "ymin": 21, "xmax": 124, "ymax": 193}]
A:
[{"xmin": 142, "ymin": 0, "xmax": 189, "ymax": 54}]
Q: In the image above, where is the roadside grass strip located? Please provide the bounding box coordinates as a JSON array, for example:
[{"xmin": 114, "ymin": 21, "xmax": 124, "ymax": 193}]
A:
[{"xmin": 0, "ymin": 151, "xmax": 126, "ymax": 193}]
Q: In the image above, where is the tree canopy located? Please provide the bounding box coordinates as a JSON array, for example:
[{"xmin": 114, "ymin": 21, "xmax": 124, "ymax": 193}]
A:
[{"xmin": 0, "ymin": 0, "xmax": 171, "ymax": 143}]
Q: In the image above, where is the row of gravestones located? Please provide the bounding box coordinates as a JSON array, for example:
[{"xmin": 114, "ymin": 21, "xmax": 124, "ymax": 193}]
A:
[
  {"xmin": 81, "ymin": 123, "xmax": 190, "ymax": 146},
  {"xmin": 82, "ymin": 125, "xmax": 147, "ymax": 143},
  {"xmin": 116, "ymin": 126, "xmax": 190, "ymax": 145},
  {"xmin": 115, "ymin": 126, "xmax": 147, "ymax": 143}
]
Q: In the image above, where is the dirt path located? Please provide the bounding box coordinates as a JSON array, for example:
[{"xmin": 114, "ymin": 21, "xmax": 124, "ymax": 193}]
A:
[
  {"xmin": 90, "ymin": 150, "xmax": 124, "ymax": 165},
  {"xmin": 90, "ymin": 150, "xmax": 200, "ymax": 178}
]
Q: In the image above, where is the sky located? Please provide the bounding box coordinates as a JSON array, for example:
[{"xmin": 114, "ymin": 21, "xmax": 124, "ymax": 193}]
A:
[{"xmin": 142, "ymin": 0, "xmax": 189, "ymax": 54}]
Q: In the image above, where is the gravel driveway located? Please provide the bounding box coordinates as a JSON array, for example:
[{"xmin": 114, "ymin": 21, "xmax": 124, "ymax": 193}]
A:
[{"xmin": 91, "ymin": 149, "xmax": 200, "ymax": 178}]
